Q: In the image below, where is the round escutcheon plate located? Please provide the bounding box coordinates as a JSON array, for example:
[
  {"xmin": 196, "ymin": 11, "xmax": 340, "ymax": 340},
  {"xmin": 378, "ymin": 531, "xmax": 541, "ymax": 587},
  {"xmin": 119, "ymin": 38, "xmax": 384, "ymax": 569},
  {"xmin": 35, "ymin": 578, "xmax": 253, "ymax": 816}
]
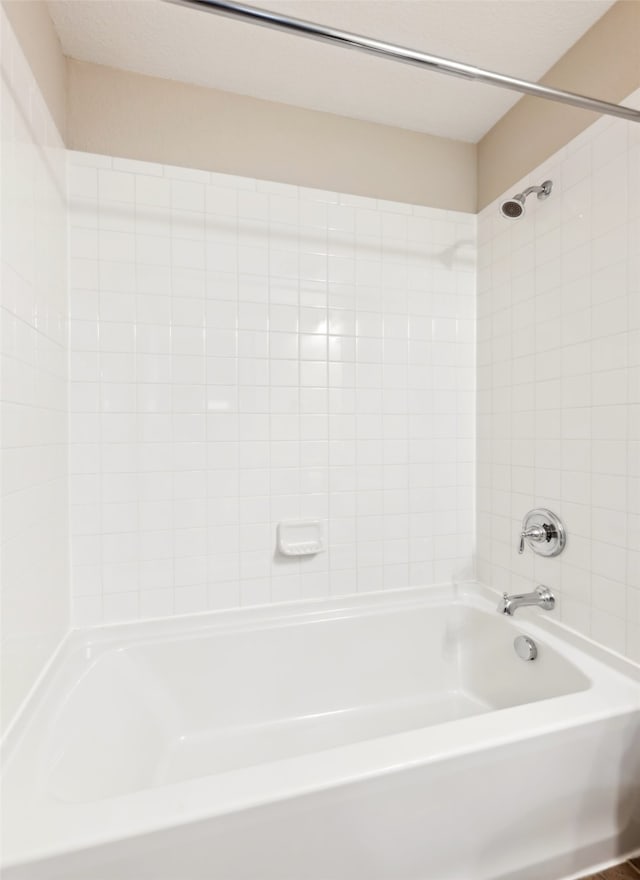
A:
[{"xmin": 521, "ymin": 508, "xmax": 566, "ymax": 557}]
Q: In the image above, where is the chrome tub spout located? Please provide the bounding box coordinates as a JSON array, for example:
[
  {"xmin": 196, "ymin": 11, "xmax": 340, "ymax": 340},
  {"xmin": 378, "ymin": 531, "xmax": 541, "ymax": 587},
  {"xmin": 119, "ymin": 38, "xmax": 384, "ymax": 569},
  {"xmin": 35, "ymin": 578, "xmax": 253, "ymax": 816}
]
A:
[{"xmin": 498, "ymin": 585, "xmax": 555, "ymax": 616}]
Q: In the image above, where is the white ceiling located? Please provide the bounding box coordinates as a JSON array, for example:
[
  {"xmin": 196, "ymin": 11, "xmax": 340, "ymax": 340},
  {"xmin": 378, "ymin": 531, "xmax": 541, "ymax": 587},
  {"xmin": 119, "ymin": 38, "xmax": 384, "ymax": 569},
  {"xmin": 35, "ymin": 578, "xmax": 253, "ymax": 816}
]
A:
[{"xmin": 48, "ymin": 0, "xmax": 616, "ymax": 142}]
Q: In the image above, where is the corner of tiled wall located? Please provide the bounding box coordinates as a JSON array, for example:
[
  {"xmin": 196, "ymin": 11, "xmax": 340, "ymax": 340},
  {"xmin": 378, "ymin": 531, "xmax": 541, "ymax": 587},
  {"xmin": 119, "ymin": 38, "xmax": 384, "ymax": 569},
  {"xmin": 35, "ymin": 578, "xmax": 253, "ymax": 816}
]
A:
[
  {"xmin": 0, "ymin": 7, "xmax": 70, "ymax": 729},
  {"xmin": 477, "ymin": 87, "xmax": 640, "ymax": 661},
  {"xmin": 3, "ymin": 3, "xmax": 637, "ymax": 671}
]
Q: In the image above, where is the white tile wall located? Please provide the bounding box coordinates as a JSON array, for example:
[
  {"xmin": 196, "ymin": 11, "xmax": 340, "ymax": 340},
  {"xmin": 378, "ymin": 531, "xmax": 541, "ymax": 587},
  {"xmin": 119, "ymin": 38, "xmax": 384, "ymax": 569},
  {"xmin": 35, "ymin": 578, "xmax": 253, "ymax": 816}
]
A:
[
  {"xmin": 9, "ymin": 4, "xmax": 635, "ymax": 667},
  {"xmin": 68, "ymin": 152, "xmax": 476, "ymax": 624},
  {"xmin": 477, "ymin": 88, "xmax": 640, "ymax": 661},
  {"xmin": 0, "ymin": 9, "xmax": 69, "ymax": 727}
]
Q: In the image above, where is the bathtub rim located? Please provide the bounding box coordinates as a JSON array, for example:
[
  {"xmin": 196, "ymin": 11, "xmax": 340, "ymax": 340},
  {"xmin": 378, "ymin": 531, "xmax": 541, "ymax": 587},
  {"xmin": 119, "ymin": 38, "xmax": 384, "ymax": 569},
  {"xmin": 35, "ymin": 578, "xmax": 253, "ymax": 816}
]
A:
[
  {"xmin": 2, "ymin": 580, "xmax": 640, "ymax": 869},
  {"xmin": 4, "ymin": 579, "xmax": 640, "ymax": 722}
]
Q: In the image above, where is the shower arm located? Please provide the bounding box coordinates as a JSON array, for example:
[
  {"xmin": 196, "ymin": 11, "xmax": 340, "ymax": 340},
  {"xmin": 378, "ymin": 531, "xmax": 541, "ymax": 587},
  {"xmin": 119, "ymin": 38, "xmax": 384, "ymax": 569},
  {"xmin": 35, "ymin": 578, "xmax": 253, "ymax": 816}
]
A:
[
  {"xmin": 520, "ymin": 181, "xmax": 553, "ymax": 199},
  {"xmin": 165, "ymin": 0, "xmax": 640, "ymax": 124}
]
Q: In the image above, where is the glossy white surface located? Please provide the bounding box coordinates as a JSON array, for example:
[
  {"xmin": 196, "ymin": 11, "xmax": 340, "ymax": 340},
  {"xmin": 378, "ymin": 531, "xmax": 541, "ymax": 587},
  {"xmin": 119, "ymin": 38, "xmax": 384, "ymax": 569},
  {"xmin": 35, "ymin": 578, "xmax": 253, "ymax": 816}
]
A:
[
  {"xmin": 0, "ymin": 7, "xmax": 70, "ymax": 731},
  {"xmin": 277, "ymin": 519, "xmax": 324, "ymax": 556},
  {"xmin": 67, "ymin": 149, "xmax": 476, "ymax": 626},
  {"xmin": 2, "ymin": 582, "xmax": 639, "ymax": 879},
  {"xmin": 477, "ymin": 86, "xmax": 640, "ymax": 661}
]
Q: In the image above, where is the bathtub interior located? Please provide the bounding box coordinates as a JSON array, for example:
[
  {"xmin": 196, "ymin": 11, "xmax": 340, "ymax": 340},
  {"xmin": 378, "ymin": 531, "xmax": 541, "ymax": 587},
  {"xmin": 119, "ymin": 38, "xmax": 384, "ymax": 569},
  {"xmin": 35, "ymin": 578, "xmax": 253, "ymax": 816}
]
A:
[{"xmin": 41, "ymin": 602, "xmax": 590, "ymax": 804}]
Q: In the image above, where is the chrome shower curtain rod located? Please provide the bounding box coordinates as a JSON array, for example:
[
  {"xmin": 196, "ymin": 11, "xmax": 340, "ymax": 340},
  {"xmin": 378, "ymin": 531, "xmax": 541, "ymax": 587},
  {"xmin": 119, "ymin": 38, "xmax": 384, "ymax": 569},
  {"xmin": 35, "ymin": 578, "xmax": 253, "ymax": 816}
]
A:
[{"xmin": 166, "ymin": 0, "xmax": 640, "ymax": 124}]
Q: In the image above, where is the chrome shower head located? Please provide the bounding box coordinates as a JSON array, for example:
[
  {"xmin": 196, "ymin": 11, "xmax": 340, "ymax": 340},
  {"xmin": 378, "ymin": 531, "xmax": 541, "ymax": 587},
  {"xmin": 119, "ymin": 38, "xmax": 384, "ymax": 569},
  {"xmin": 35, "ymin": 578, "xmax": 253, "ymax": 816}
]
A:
[
  {"xmin": 500, "ymin": 179, "xmax": 553, "ymax": 219},
  {"xmin": 500, "ymin": 195, "xmax": 526, "ymax": 219}
]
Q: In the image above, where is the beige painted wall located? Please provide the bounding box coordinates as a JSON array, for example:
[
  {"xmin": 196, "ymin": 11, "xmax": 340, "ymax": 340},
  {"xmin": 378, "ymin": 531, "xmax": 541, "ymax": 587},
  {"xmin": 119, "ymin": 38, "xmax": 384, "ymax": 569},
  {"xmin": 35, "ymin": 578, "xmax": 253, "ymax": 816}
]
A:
[
  {"xmin": 2, "ymin": 0, "xmax": 67, "ymax": 139},
  {"xmin": 2, "ymin": 0, "xmax": 476, "ymax": 212},
  {"xmin": 478, "ymin": 0, "xmax": 640, "ymax": 210},
  {"xmin": 66, "ymin": 59, "xmax": 477, "ymax": 212},
  {"xmin": 3, "ymin": 0, "xmax": 638, "ymax": 213}
]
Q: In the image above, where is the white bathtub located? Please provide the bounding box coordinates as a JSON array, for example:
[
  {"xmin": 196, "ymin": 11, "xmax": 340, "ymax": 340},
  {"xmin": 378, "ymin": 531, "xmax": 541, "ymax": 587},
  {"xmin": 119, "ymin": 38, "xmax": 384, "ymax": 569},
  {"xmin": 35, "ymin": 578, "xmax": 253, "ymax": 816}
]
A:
[{"xmin": 2, "ymin": 582, "xmax": 640, "ymax": 880}]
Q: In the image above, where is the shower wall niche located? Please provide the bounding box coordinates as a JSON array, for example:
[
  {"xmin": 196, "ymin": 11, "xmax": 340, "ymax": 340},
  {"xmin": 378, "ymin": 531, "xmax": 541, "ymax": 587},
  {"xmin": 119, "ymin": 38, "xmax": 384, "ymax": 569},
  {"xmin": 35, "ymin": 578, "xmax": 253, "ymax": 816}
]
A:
[{"xmin": 68, "ymin": 153, "xmax": 476, "ymax": 624}]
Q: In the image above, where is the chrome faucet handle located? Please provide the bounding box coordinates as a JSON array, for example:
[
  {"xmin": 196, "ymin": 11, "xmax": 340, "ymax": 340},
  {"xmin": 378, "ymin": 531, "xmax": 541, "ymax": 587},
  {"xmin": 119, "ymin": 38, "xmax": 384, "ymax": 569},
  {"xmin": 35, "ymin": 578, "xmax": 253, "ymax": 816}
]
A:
[{"xmin": 518, "ymin": 525, "xmax": 546, "ymax": 554}]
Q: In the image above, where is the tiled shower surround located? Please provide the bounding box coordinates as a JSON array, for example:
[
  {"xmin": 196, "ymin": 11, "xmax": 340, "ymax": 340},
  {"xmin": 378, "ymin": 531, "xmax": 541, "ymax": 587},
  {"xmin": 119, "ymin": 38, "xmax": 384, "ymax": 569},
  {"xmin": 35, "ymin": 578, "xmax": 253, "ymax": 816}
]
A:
[
  {"xmin": 3, "ymin": 0, "xmax": 639, "ymax": 702},
  {"xmin": 68, "ymin": 154, "xmax": 476, "ymax": 624},
  {"xmin": 1, "ymin": 10, "xmax": 69, "ymax": 725},
  {"xmin": 477, "ymin": 89, "xmax": 640, "ymax": 659}
]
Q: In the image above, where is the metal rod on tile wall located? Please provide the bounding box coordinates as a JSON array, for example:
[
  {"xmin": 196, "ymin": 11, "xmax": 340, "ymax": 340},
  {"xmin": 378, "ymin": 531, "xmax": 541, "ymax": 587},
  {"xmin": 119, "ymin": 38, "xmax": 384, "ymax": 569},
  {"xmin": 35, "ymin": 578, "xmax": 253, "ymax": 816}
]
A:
[{"xmin": 165, "ymin": 0, "xmax": 640, "ymax": 124}]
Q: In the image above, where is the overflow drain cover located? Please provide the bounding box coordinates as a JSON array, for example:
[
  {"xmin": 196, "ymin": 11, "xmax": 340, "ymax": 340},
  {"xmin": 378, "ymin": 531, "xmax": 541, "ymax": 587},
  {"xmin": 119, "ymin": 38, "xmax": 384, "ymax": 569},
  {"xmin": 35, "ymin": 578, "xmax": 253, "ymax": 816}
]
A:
[{"xmin": 514, "ymin": 635, "xmax": 538, "ymax": 661}]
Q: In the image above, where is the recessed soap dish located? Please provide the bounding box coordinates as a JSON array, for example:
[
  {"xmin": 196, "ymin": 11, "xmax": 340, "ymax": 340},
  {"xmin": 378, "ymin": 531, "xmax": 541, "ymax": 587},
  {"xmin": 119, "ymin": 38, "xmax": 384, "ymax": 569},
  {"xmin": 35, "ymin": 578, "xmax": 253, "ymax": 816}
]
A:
[{"xmin": 277, "ymin": 520, "xmax": 324, "ymax": 556}]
